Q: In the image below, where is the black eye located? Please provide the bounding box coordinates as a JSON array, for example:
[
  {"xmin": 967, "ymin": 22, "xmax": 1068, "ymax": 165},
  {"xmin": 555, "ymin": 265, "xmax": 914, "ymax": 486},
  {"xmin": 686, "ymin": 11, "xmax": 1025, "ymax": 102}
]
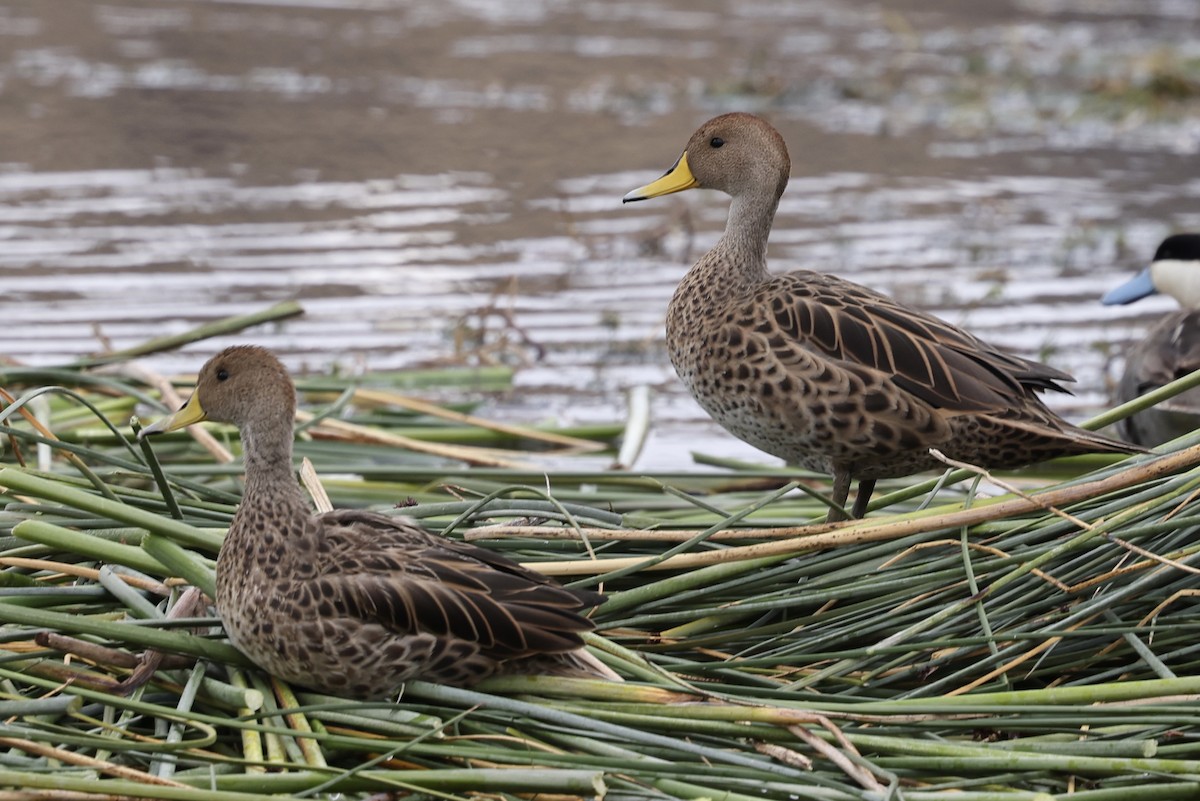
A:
[
  {"xmin": 710, "ymin": 137, "xmax": 724, "ymax": 148},
  {"xmin": 216, "ymin": 368, "xmax": 229, "ymax": 381}
]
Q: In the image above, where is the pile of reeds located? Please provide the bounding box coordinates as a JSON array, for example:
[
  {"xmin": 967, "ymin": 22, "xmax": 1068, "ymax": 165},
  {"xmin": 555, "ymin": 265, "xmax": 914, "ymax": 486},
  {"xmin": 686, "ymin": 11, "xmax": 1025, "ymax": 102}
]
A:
[{"xmin": 3, "ymin": 308, "xmax": 1200, "ymax": 800}]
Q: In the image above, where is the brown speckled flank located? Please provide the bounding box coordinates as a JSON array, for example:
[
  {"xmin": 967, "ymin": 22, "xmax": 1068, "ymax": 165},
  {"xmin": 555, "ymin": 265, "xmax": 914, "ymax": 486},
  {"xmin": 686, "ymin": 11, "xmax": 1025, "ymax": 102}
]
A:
[
  {"xmin": 625, "ymin": 113, "xmax": 1143, "ymax": 521},
  {"xmin": 141, "ymin": 346, "xmax": 606, "ymax": 699}
]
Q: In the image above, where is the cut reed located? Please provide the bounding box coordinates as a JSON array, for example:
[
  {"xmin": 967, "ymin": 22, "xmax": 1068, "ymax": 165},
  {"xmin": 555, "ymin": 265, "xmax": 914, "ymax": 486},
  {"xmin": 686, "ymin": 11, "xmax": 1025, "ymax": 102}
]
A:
[{"xmin": 2, "ymin": 313, "xmax": 1200, "ymax": 798}]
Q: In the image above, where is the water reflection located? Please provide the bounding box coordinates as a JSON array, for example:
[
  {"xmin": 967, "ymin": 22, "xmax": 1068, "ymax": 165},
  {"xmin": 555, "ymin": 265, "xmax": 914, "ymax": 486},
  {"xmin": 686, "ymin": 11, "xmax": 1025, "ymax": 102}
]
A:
[{"xmin": 2, "ymin": 0, "xmax": 1199, "ymax": 469}]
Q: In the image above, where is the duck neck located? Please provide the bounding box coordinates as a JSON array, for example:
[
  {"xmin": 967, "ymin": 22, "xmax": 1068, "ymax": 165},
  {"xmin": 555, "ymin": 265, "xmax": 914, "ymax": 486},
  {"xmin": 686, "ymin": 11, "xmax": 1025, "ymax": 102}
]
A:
[
  {"xmin": 706, "ymin": 190, "xmax": 779, "ymax": 289},
  {"xmin": 238, "ymin": 416, "xmax": 307, "ymax": 513}
]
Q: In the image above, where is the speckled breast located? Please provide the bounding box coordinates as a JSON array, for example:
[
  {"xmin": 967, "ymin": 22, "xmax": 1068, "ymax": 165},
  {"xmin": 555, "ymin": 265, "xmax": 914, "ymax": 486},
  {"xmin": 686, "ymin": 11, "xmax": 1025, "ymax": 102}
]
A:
[{"xmin": 665, "ymin": 283, "xmax": 955, "ymax": 479}]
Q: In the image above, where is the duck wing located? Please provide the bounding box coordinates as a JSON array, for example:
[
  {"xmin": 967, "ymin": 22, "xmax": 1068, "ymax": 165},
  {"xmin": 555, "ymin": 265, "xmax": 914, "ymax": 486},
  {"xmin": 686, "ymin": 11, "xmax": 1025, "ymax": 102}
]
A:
[
  {"xmin": 310, "ymin": 510, "xmax": 600, "ymax": 658},
  {"xmin": 1125, "ymin": 311, "xmax": 1200, "ymax": 397},
  {"xmin": 1118, "ymin": 310, "xmax": 1200, "ymax": 445},
  {"xmin": 764, "ymin": 271, "xmax": 1074, "ymax": 414}
]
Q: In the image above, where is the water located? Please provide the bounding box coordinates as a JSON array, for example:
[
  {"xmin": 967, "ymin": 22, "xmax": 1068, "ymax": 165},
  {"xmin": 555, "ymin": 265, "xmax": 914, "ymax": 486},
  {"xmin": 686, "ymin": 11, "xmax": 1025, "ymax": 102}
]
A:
[{"xmin": 2, "ymin": 0, "xmax": 1199, "ymax": 470}]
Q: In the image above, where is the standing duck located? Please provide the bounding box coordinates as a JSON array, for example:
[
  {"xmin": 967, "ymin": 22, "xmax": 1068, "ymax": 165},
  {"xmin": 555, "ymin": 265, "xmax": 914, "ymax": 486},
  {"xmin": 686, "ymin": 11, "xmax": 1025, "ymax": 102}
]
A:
[
  {"xmin": 1102, "ymin": 233, "xmax": 1200, "ymax": 446},
  {"xmin": 623, "ymin": 112, "xmax": 1140, "ymax": 521},
  {"xmin": 140, "ymin": 345, "xmax": 608, "ymax": 699}
]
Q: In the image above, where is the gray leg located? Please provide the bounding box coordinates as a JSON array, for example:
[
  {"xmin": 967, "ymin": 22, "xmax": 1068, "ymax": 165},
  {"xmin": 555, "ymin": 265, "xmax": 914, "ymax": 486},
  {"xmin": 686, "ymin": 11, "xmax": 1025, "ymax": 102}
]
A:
[
  {"xmin": 851, "ymin": 478, "xmax": 876, "ymax": 519},
  {"xmin": 827, "ymin": 469, "xmax": 852, "ymax": 523}
]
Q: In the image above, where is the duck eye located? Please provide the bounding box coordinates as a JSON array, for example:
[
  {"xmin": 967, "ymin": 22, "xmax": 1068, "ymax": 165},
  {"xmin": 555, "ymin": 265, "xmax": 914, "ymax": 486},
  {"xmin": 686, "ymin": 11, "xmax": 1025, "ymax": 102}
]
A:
[
  {"xmin": 710, "ymin": 137, "xmax": 724, "ymax": 148},
  {"xmin": 216, "ymin": 368, "xmax": 229, "ymax": 381}
]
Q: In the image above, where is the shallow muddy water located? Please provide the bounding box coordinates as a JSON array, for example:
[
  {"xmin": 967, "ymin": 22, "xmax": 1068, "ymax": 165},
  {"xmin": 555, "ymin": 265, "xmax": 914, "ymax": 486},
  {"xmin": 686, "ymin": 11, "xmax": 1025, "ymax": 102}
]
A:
[{"xmin": 2, "ymin": 0, "xmax": 1200, "ymax": 469}]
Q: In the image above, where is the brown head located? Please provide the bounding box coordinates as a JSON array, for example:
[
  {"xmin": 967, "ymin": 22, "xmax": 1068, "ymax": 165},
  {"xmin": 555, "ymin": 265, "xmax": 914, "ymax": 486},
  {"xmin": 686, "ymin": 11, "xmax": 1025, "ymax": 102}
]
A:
[
  {"xmin": 623, "ymin": 113, "xmax": 791, "ymax": 204},
  {"xmin": 139, "ymin": 345, "xmax": 296, "ymax": 438}
]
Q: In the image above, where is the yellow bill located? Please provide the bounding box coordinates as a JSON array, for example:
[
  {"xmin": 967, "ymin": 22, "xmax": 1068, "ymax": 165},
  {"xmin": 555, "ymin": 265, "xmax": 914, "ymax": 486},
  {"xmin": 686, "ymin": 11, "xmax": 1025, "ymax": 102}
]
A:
[
  {"xmin": 622, "ymin": 152, "xmax": 698, "ymax": 203},
  {"xmin": 138, "ymin": 392, "xmax": 207, "ymax": 439}
]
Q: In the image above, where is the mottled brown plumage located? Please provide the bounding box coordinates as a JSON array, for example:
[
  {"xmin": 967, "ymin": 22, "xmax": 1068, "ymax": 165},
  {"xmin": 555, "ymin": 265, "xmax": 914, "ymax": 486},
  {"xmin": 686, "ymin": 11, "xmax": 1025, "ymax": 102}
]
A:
[
  {"xmin": 625, "ymin": 113, "xmax": 1142, "ymax": 521},
  {"xmin": 140, "ymin": 346, "xmax": 607, "ymax": 698}
]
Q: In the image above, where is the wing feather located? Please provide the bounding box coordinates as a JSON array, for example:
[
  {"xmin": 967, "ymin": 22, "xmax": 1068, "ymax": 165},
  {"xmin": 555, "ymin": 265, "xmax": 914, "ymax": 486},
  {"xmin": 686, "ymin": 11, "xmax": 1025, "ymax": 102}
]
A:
[
  {"xmin": 772, "ymin": 271, "xmax": 1073, "ymax": 413},
  {"xmin": 304, "ymin": 510, "xmax": 600, "ymax": 659}
]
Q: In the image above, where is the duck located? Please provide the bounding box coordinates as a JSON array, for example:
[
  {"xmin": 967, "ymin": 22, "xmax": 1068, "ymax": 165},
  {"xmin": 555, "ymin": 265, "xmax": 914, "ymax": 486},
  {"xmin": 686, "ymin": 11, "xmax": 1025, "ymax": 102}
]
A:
[
  {"xmin": 623, "ymin": 112, "xmax": 1142, "ymax": 521},
  {"xmin": 1102, "ymin": 233, "xmax": 1200, "ymax": 446},
  {"xmin": 139, "ymin": 345, "xmax": 608, "ymax": 699}
]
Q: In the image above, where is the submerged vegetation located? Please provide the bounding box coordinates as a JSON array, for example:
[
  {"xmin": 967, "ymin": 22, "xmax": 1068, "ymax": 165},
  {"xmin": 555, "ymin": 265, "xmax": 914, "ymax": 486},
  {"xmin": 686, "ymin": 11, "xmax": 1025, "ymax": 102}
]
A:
[{"xmin": 4, "ymin": 309, "xmax": 1200, "ymax": 799}]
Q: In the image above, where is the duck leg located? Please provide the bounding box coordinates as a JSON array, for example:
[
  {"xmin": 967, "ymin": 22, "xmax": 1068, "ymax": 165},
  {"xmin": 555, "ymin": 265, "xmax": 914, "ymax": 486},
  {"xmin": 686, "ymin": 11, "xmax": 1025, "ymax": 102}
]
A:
[
  {"xmin": 827, "ymin": 471, "xmax": 874, "ymax": 522},
  {"xmin": 851, "ymin": 479, "xmax": 876, "ymax": 520},
  {"xmin": 827, "ymin": 469, "xmax": 852, "ymax": 523}
]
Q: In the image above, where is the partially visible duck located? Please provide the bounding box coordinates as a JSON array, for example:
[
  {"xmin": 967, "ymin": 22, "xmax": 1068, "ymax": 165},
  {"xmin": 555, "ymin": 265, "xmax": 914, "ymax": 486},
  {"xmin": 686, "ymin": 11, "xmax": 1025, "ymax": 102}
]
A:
[
  {"xmin": 140, "ymin": 345, "xmax": 609, "ymax": 699},
  {"xmin": 1102, "ymin": 233, "xmax": 1200, "ymax": 446},
  {"xmin": 624, "ymin": 113, "xmax": 1142, "ymax": 521}
]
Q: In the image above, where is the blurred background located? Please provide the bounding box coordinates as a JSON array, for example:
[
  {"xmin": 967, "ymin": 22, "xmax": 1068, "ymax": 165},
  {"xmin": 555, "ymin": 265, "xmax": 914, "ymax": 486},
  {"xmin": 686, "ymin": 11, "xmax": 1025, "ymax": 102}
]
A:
[{"xmin": 1, "ymin": 0, "xmax": 1199, "ymax": 468}]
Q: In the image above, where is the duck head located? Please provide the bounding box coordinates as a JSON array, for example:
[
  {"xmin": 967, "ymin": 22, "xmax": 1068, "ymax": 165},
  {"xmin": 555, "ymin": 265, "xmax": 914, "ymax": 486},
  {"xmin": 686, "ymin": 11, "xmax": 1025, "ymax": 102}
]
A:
[
  {"xmin": 139, "ymin": 345, "xmax": 295, "ymax": 437},
  {"xmin": 622, "ymin": 113, "xmax": 791, "ymax": 204},
  {"xmin": 1103, "ymin": 233, "xmax": 1200, "ymax": 308}
]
